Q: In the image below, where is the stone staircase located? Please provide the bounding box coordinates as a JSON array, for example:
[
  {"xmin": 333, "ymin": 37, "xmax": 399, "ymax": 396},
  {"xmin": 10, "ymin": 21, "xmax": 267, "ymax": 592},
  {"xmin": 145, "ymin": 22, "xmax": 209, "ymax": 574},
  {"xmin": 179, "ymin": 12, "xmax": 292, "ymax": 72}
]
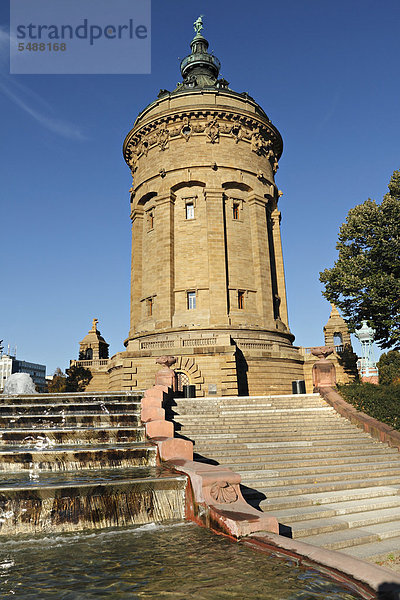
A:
[
  {"xmin": 168, "ymin": 393, "xmax": 400, "ymax": 561},
  {"xmin": 0, "ymin": 391, "xmax": 186, "ymax": 534}
]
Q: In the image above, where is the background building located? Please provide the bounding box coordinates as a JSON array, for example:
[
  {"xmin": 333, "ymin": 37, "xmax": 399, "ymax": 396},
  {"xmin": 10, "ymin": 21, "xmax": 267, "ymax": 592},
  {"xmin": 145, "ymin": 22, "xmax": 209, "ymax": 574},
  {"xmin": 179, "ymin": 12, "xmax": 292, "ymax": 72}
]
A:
[
  {"xmin": 70, "ymin": 319, "xmax": 110, "ymax": 390},
  {"xmin": 0, "ymin": 348, "xmax": 46, "ymax": 392}
]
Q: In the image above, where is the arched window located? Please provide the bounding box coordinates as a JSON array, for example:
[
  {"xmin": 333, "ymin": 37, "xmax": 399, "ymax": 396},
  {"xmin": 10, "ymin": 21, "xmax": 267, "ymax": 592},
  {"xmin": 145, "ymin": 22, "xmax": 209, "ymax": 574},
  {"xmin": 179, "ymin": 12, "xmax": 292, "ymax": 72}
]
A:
[
  {"xmin": 333, "ymin": 332, "xmax": 344, "ymax": 353},
  {"xmin": 85, "ymin": 348, "xmax": 93, "ymax": 360},
  {"xmin": 333, "ymin": 332, "xmax": 343, "ymax": 345},
  {"xmin": 175, "ymin": 370, "xmax": 190, "ymax": 392}
]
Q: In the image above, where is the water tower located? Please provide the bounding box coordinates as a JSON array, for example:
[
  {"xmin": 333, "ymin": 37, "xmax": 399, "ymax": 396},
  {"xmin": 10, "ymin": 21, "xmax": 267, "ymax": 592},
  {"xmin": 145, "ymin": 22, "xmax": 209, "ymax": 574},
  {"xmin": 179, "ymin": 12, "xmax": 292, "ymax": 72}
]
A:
[{"xmin": 108, "ymin": 17, "xmax": 305, "ymax": 395}]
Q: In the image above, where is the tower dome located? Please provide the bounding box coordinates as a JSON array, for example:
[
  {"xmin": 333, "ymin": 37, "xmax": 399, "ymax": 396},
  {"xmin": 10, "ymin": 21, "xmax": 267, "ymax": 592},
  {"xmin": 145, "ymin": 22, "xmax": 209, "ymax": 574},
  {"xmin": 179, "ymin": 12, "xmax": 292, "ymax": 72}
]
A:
[{"xmin": 180, "ymin": 17, "xmax": 221, "ymax": 87}]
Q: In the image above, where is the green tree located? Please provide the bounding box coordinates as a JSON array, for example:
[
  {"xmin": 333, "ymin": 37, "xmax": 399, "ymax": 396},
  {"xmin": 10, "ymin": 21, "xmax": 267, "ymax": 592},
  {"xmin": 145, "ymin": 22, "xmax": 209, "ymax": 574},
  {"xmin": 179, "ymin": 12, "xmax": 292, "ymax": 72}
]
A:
[
  {"xmin": 65, "ymin": 365, "xmax": 92, "ymax": 392},
  {"xmin": 377, "ymin": 350, "xmax": 400, "ymax": 386},
  {"xmin": 47, "ymin": 367, "xmax": 67, "ymax": 393},
  {"xmin": 320, "ymin": 169, "xmax": 400, "ymax": 349}
]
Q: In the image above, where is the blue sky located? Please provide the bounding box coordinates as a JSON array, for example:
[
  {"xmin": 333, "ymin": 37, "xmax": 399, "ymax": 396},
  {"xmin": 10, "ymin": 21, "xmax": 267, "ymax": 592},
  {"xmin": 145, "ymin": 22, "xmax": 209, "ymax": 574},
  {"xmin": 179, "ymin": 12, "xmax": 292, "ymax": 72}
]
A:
[{"xmin": 1, "ymin": 0, "xmax": 398, "ymax": 374}]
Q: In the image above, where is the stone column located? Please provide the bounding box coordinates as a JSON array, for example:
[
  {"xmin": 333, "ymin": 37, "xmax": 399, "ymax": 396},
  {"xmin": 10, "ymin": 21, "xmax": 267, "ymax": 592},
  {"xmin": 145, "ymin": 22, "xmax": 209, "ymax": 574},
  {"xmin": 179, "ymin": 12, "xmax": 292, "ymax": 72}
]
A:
[
  {"xmin": 155, "ymin": 192, "xmax": 175, "ymax": 329},
  {"xmin": 129, "ymin": 207, "xmax": 144, "ymax": 337},
  {"xmin": 270, "ymin": 208, "xmax": 289, "ymax": 327},
  {"xmin": 248, "ymin": 193, "xmax": 275, "ymax": 327},
  {"xmin": 205, "ymin": 188, "xmax": 229, "ymax": 325}
]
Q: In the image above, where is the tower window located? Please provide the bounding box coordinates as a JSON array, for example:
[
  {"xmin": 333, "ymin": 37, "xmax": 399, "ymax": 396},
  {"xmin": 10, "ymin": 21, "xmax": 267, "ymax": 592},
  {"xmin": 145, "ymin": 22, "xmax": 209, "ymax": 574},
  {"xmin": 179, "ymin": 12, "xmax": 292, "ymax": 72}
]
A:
[
  {"xmin": 233, "ymin": 203, "xmax": 240, "ymax": 220},
  {"xmin": 187, "ymin": 291, "xmax": 196, "ymax": 310},
  {"xmin": 185, "ymin": 202, "xmax": 195, "ymax": 220},
  {"xmin": 147, "ymin": 209, "xmax": 154, "ymax": 230},
  {"xmin": 238, "ymin": 291, "xmax": 245, "ymax": 309},
  {"xmin": 147, "ymin": 297, "xmax": 153, "ymax": 316}
]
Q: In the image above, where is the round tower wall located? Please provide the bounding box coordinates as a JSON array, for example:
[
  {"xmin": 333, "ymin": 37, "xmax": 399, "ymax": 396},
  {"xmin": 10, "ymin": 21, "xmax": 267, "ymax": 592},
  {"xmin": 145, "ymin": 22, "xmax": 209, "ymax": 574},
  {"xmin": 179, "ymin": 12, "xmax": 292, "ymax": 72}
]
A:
[{"xmin": 125, "ymin": 91, "xmax": 287, "ymax": 340}]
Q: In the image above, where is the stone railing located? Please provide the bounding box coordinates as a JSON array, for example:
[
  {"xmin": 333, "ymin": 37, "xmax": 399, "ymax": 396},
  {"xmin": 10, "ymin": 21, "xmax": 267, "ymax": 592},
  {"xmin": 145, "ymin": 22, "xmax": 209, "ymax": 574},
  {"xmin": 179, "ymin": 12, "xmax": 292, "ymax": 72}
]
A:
[
  {"xmin": 182, "ymin": 338, "xmax": 216, "ymax": 346},
  {"xmin": 302, "ymin": 345, "xmax": 344, "ymax": 355},
  {"xmin": 140, "ymin": 341, "xmax": 175, "ymax": 350},
  {"xmin": 140, "ymin": 338, "xmax": 217, "ymax": 350},
  {"xmin": 73, "ymin": 359, "xmax": 109, "ymax": 367},
  {"xmin": 238, "ymin": 342, "xmax": 273, "ymax": 351}
]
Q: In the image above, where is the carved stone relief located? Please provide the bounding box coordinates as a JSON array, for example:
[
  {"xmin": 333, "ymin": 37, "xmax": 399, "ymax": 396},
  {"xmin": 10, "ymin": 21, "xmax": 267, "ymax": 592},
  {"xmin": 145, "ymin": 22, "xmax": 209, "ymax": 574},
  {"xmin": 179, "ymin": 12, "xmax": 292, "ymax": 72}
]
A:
[
  {"xmin": 210, "ymin": 481, "xmax": 238, "ymax": 504},
  {"xmin": 128, "ymin": 145, "xmax": 139, "ymax": 171},
  {"xmin": 251, "ymin": 128, "xmax": 266, "ymax": 155},
  {"xmin": 157, "ymin": 127, "xmax": 170, "ymax": 151},
  {"xmin": 205, "ymin": 115, "xmax": 219, "ymax": 143},
  {"xmin": 141, "ymin": 140, "xmax": 149, "ymax": 156},
  {"xmin": 180, "ymin": 116, "xmax": 192, "ymax": 141},
  {"xmin": 231, "ymin": 122, "xmax": 243, "ymax": 143}
]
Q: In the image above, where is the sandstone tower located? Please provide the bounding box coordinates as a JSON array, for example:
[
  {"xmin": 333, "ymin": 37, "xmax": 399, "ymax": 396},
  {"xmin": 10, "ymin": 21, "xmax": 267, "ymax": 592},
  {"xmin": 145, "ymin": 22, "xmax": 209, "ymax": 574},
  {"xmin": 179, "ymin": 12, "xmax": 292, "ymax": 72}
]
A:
[{"xmin": 107, "ymin": 18, "xmax": 304, "ymax": 395}]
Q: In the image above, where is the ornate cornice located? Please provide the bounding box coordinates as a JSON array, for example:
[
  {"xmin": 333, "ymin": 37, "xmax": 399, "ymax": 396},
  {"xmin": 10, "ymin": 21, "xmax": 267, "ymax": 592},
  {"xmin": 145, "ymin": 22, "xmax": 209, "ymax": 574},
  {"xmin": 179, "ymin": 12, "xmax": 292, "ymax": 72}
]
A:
[{"xmin": 123, "ymin": 109, "xmax": 282, "ymax": 170}]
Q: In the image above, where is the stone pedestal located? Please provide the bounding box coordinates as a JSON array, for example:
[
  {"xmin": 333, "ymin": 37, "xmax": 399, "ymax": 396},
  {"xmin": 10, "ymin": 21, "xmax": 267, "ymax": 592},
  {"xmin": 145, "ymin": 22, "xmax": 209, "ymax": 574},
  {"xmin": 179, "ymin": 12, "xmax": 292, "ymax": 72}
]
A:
[
  {"xmin": 154, "ymin": 356, "xmax": 176, "ymax": 391},
  {"xmin": 311, "ymin": 346, "xmax": 336, "ymax": 389}
]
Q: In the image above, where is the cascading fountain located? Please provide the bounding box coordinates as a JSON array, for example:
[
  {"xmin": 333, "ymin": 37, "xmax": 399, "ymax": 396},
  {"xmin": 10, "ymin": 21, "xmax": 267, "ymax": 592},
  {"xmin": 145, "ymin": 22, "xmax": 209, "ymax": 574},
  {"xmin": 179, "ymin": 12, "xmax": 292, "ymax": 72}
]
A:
[{"xmin": 0, "ymin": 389, "xmax": 187, "ymax": 534}]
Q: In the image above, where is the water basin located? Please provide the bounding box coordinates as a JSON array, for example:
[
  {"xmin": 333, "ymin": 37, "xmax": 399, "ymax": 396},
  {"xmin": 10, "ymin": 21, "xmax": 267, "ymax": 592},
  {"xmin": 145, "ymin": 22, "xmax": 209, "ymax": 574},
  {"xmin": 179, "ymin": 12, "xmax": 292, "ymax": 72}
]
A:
[{"xmin": 0, "ymin": 522, "xmax": 363, "ymax": 599}]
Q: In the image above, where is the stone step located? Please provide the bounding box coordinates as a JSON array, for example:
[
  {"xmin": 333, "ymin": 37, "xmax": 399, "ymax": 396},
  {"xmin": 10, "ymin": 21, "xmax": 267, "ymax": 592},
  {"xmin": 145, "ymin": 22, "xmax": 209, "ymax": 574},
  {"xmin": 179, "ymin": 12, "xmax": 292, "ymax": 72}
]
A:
[
  {"xmin": 174, "ymin": 406, "xmax": 339, "ymax": 413},
  {"xmin": 271, "ymin": 496, "xmax": 400, "ymax": 523},
  {"xmin": 177, "ymin": 425, "xmax": 364, "ymax": 436},
  {"xmin": 258, "ymin": 486, "xmax": 400, "ymax": 511},
  {"xmin": 175, "ymin": 399, "xmax": 328, "ymax": 405},
  {"xmin": 237, "ymin": 461, "xmax": 400, "ymax": 480},
  {"xmin": 341, "ymin": 536, "xmax": 400, "ymax": 560},
  {"xmin": 214, "ymin": 451, "xmax": 399, "ymax": 469},
  {"xmin": 173, "ymin": 415, "xmax": 354, "ymax": 431},
  {"xmin": 297, "ymin": 520, "xmax": 400, "ymax": 551},
  {"xmin": 0, "ymin": 426, "xmax": 145, "ymax": 446},
  {"xmin": 354, "ymin": 519, "xmax": 400, "ymax": 540},
  {"xmin": 173, "ymin": 416, "xmax": 339, "ymax": 425},
  {"xmin": 289, "ymin": 507, "xmax": 400, "ymax": 538},
  {"xmin": 193, "ymin": 435, "xmax": 378, "ymax": 447},
  {"xmin": 193, "ymin": 447, "xmax": 398, "ymax": 462},
  {"xmin": 173, "ymin": 406, "xmax": 331, "ymax": 414},
  {"xmin": 295, "ymin": 528, "xmax": 381, "ymax": 551},
  {"xmin": 290, "ymin": 516, "xmax": 350, "ymax": 538},
  {"xmin": 241, "ymin": 466, "xmax": 400, "ymax": 488},
  {"xmin": 338, "ymin": 507, "xmax": 400, "ymax": 530},
  {"xmin": 172, "ymin": 408, "xmax": 335, "ymax": 417},
  {"xmin": 188, "ymin": 431, "xmax": 370, "ymax": 443},
  {"xmin": 223, "ymin": 457, "xmax": 399, "ymax": 473},
  {"xmin": 255, "ymin": 476, "xmax": 400, "ymax": 498},
  {"xmin": 0, "ymin": 443, "xmax": 157, "ymax": 471}
]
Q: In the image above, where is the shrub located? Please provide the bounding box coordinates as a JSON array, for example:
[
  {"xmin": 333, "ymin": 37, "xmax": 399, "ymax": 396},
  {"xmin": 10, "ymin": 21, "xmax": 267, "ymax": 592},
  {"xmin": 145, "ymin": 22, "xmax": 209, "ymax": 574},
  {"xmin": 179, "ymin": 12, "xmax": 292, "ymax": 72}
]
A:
[
  {"xmin": 337, "ymin": 382, "xmax": 400, "ymax": 431},
  {"xmin": 377, "ymin": 351, "xmax": 400, "ymax": 386}
]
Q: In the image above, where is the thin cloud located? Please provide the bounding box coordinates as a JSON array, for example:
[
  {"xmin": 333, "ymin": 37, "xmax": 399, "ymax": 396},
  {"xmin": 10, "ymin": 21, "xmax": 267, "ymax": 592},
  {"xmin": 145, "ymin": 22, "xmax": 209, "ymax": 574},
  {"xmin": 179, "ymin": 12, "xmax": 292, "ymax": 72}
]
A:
[
  {"xmin": 315, "ymin": 88, "xmax": 342, "ymax": 137},
  {"xmin": 0, "ymin": 26, "xmax": 87, "ymax": 141}
]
